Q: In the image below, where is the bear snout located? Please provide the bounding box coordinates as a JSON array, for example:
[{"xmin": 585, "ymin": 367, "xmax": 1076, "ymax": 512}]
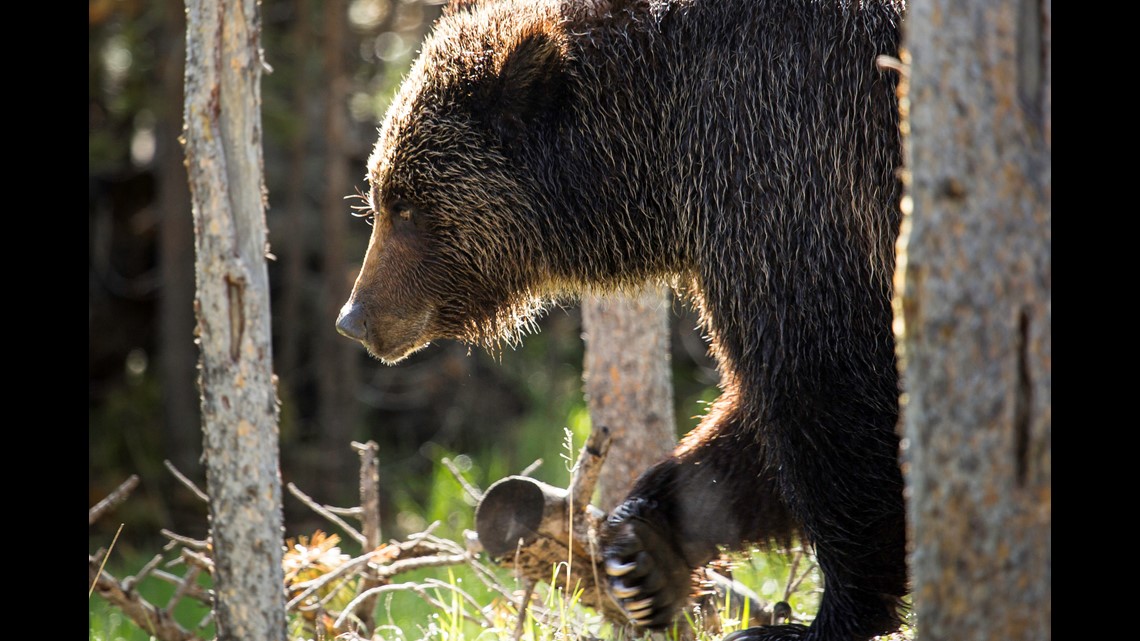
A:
[{"xmin": 336, "ymin": 300, "xmax": 368, "ymax": 342}]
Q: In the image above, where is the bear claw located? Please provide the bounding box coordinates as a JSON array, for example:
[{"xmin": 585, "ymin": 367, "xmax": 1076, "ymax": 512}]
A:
[
  {"xmin": 625, "ymin": 597, "xmax": 654, "ymax": 613},
  {"xmin": 605, "ymin": 558, "xmax": 637, "ymax": 577},
  {"xmin": 610, "ymin": 581, "xmax": 639, "ymax": 599}
]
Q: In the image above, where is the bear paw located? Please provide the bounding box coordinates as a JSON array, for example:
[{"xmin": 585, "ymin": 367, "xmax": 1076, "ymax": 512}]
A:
[{"xmin": 601, "ymin": 498, "xmax": 694, "ymax": 628}]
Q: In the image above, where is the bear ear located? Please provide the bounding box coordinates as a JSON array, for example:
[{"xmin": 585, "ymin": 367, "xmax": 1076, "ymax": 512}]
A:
[{"xmin": 480, "ymin": 30, "xmax": 568, "ymax": 144}]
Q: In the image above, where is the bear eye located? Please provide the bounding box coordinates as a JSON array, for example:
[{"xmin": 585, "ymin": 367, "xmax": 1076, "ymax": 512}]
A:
[{"xmin": 388, "ymin": 199, "xmax": 420, "ymax": 228}]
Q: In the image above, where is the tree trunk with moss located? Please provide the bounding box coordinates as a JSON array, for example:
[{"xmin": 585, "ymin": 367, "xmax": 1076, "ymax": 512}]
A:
[
  {"xmin": 899, "ymin": 1, "xmax": 1051, "ymax": 639},
  {"xmin": 183, "ymin": 0, "xmax": 286, "ymax": 638},
  {"xmin": 582, "ymin": 287, "xmax": 677, "ymax": 512}
]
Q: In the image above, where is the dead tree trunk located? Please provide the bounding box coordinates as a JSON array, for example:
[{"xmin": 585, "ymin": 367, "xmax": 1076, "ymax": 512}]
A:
[
  {"xmin": 899, "ymin": 1, "xmax": 1051, "ymax": 639},
  {"xmin": 581, "ymin": 287, "xmax": 677, "ymax": 511},
  {"xmin": 183, "ymin": 0, "xmax": 286, "ymax": 638}
]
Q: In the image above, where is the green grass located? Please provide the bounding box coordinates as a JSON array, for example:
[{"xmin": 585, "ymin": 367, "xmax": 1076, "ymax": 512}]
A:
[
  {"xmin": 89, "ymin": 549, "xmax": 215, "ymax": 641},
  {"xmin": 90, "ymin": 542, "xmax": 921, "ymax": 641},
  {"xmin": 90, "ymin": 516, "xmax": 823, "ymax": 641},
  {"xmin": 90, "ymin": 422, "xmax": 836, "ymax": 641},
  {"xmin": 90, "ymin": 424, "xmax": 837, "ymax": 640}
]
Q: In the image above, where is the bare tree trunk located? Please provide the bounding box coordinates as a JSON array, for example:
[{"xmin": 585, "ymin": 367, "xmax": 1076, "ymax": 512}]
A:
[
  {"xmin": 317, "ymin": 0, "xmax": 359, "ymax": 500},
  {"xmin": 158, "ymin": 0, "xmax": 201, "ymax": 481},
  {"xmin": 581, "ymin": 287, "xmax": 676, "ymax": 511},
  {"xmin": 354, "ymin": 441, "xmax": 383, "ymax": 630},
  {"xmin": 183, "ymin": 0, "xmax": 286, "ymax": 638},
  {"xmin": 899, "ymin": 1, "xmax": 1051, "ymax": 639}
]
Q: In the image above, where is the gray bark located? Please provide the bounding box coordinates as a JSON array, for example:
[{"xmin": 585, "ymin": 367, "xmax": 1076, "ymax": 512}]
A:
[
  {"xmin": 183, "ymin": 0, "xmax": 286, "ymax": 638},
  {"xmin": 900, "ymin": 1, "xmax": 1051, "ymax": 639},
  {"xmin": 354, "ymin": 440, "xmax": 383, "ymax": 630},
  {"xmin": 581, "ymin": 287, "xmax": 677, "ymax": 511}
]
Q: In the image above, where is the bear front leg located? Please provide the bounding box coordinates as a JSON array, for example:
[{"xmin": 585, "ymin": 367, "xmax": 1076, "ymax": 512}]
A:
[
  {"xmin": 600, "ymin": 429, "xmax": 797, "ymax": 629},
  {"xmin": 716, "ymin": 406, "xmax": 908, "ymax": 641}
]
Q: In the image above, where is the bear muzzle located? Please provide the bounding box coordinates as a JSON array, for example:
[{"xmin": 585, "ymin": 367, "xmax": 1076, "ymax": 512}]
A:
[
  {"xmin": 336, "ymin": 300, "xmax": 368, "ymax": 342},
  {"xmin": 336, "ymin": 298, "xmax": 435, "ymax": 364}
]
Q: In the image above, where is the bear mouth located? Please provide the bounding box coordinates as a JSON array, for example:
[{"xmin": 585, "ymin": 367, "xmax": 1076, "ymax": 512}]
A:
[
  {"xmin": 368, "ymin": 337, "xmax": 432, "ymax": 365},
  {"xmin": 361, "ymin": 308, "xmax": 435, "ymax": 365}
]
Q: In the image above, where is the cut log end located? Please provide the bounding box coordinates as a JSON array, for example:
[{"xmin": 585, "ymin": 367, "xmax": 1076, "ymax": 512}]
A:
[{"xmin": 474, "ymin": 476, "xmax": 548, "ymax": 558}]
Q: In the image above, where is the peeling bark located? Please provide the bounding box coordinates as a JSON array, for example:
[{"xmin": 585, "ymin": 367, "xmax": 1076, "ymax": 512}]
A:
[{"xmin": 183, "ymin": 0, "xmax": 286, "ymax": 638}]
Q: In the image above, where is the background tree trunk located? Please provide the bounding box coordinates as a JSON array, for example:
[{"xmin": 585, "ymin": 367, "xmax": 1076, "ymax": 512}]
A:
[
  {"xmin": 277, "ymin": 0, "xmax": 312, "ymax": 387},
  {"xmin": 317, "ymin": 0, "xmax": 360, "ymax": 501},
  {"xmin": 582, "ymin": 287, "xmax": 677, "ymax": 511},
  {"xmin": 183, "ymin": 0, "xmax": 286, "ymax": 638},
  {"xmin": 899, "ymin": 1, "xmax": 1051, "ymax": 639},
  {"xmin": 158, "ymin": 0, "xmax": 201, "ymax": 484}
]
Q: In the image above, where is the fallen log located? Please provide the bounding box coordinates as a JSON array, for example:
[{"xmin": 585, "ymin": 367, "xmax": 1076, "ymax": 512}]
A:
[
  {"xmin": 473, "ymin": 426, "xmax": 773, "ymax": 631},
  {"xmin": 474, "ymin": 425, "xmax": 623, "ymax": 621},
  {"xmin": 476, "ymin": 473, "xmax": 622, "ymax": 619}
]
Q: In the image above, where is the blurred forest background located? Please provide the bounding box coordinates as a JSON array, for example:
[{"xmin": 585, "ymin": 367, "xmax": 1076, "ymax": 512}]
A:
[{"xmin": 89, "ymin": 0, "xmax": 721, "ymax": 554}]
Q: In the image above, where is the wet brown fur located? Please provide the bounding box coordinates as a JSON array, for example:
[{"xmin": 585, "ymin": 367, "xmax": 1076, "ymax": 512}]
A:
[{"xmin": 342, "ymin": 1, "xmax": 908, "ymax": 639}]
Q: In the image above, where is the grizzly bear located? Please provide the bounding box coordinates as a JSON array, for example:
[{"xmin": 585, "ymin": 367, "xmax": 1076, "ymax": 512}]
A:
[{"xmin": 336, "ymin": 0, "xmax": 908, "ymax": 639}]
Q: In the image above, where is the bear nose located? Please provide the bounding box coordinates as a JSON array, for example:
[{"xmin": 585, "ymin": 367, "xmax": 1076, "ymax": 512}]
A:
[{"xmin": 336, "ymin": 301, "xmax": 367, "ymax": 341}]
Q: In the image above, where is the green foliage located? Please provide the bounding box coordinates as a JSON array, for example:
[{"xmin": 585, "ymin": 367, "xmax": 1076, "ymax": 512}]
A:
[
  {"xmin": 89, "ymin": 4, "xmax": 162, "ymax": 174},
  {"xmin": 90, "ymin": 436, "xmax": 838, "ymax": 641},
  {"xmin": 730, "ymin": 548, "xmax": 824, "ymax": 624},
  {"xmin": 88, "ymin": 371, "xmax": 169, "ymax": 540}
]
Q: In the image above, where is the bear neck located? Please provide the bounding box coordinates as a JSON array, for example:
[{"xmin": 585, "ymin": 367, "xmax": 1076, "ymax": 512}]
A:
[{"xmin": 521, "ymin": 9, "xmax": 694, "ymax": 297}]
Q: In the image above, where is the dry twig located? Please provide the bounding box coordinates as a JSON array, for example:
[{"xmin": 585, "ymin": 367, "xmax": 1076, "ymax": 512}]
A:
[
  {"xmin": 333, "ymin": 579, "xmax": 495, "ymax": 630},
  {"xmin": 783, "ymin": 547, "xmax": 816, "ymax": 601},
  {"xmin": 89, "ymin": 556, "xmax": 204, "ymax": 641},
  {"xmin": 287, "ymin": 552, "xmax": 375, "ymax": 611},
  {"xmin": 164, "ymin": 460, "xmax": 209, "ymax": 503},
  {"xmin": 90, "ymin": 523, "xmax": 124, "ymax": 597},
  {"xmin": 151, "ymin": 568, "xmax": 214, "ymax": 604},
  {"xmin": 442, "ymin": 456, "xmax": 484, "ymax": 502},
  {"xmin": 512, "ymin": 578, "xmax": 537, "ymax": 641},
  {"xmin": 287, "ymin": 482, "xmax": 367, "ymax": 547},
  {"xmin": 122, "ymin": 553, "xmax": 166, "ymax": 592},
  {"xmin": 519, "ymin": 458, "xmax": 543, "ymax": 477},
  {"xmin": 89, "ymin": 476, "xmax": 139, "ymax": 525},
  {"xmin": 378, "ymin": 552, "xmax": 470, "ymax": 579},
  {"xmin": 161, "ymin": 528, "xmax": 209, "ymax": 551}
]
